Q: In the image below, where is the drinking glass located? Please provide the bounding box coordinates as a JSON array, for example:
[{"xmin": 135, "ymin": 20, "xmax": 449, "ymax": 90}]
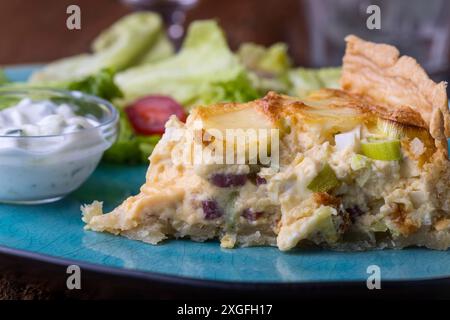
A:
[
  {"xmin": 304, "ymin": 0, "xmax": 450, "ymax": 78},
  {"xmin": 121, "ymin": 0, "xmax": 198, "ymax": 45}
]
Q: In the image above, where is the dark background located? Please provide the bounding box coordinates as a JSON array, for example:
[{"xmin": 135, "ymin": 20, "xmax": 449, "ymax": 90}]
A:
[
  {"xmin": 0, "ymin": 0, "xmax": 312, "ymax": 67},
  {"xmin": 1, "ymin": 0, "xmax": 449, "ymax": 72}
]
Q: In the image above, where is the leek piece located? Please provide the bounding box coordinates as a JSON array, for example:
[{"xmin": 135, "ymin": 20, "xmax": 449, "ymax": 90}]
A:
[
  {"xmin": 350, "ymin": 154, "xmax": 370, "ymax": 171},
  {"xmin": 360, "ymin": 140, "xmax": 402, "ymax": 161},
  {"xmin": 307, "ymin": 164, "xmax": 340, "ymax": 193},
  {"xmin": 376, "ymin": 118, "xmax": 406, "ymax": 139}
]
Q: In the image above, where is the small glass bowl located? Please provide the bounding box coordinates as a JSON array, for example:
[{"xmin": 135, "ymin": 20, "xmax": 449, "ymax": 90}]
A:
[{"xmin": 0, "ymin": 88, "xmax": 118, "ymax": 204}]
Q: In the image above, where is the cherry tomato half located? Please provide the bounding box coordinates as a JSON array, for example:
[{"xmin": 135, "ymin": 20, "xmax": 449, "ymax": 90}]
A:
[{"xmin": 125, "ymin": 95, "xmax": 187, "ymax": 135}]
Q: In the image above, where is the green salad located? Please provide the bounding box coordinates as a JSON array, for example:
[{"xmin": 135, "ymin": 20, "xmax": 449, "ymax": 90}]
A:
[{"xmin": 1, "ymin": 12, "xmax": 341, "ymax": 164}]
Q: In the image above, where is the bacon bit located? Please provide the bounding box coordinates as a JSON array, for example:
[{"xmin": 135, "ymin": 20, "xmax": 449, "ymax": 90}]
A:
[
  {"xmin": 313, "ymin": 192, "xmax": 341, "ymax": 208},
  {"xmin": 210, "ymin": 173, "xmax": 247, "ymax": 188},
  {"xmin": 202, "ymin": 200, "xmax": 223, "ymax": 220},
  {"xmin": 247, "ymin": 172, "xmax": 266, "ymax": 186},
  {"xmin": 255, "ymin": 176, "xmax": 267, "ymax": 186},
  {"xmin": 242, "ymin": 209, "xmax": 264, "ymax": 221},
  {"xmin": 346, "ymin": 206, "xmax": 364, "ymax": 222}
]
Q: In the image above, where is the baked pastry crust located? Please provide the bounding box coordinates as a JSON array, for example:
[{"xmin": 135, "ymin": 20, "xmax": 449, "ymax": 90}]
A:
[{"xmin": 341, "ymin": 35, "xmax": 449, "ymax": 154}]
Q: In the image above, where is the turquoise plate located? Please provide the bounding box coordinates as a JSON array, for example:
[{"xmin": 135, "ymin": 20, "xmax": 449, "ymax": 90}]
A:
[{"xmin": 0, "ymin": 65, "xmax": 449, "ymax": 285}]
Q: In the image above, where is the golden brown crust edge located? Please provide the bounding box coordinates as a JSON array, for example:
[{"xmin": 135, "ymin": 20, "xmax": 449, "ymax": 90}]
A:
[{"xmin": 341, "ymin": 35, "xmax": 450, "ymax": 154}]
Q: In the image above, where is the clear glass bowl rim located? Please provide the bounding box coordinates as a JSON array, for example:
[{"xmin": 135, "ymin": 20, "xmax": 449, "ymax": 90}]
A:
[{"xmin": 0, "ymin": 88, "xmax": 119, "ymax": 140}]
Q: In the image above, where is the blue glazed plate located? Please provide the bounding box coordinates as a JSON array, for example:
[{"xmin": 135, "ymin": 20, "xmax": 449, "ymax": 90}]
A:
[{"xmin": 0, "ymin": 65, "xmax": 449, "ymax": 285}]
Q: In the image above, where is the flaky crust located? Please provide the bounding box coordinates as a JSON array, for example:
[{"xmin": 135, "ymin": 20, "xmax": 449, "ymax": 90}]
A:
[{"xmin": 341, "ymin": 35, "xmax": 450, "ymax": 154}]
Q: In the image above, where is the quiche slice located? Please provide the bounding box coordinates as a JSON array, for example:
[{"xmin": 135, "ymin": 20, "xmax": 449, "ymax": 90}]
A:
[{"xmin": 82, "ymin": 35, "xmax": 450, "ymax": 251}]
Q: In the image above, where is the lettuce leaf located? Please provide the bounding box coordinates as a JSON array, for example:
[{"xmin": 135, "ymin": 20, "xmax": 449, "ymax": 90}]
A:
[
  {"xmin": 238, "ymin": 42, "xmax": 291, "ymax": 75},
  {"xmin": 115, "ymin": 20, "xmax": 258, "ymax": 108},
  {"xmin": 102, "ymin": 110, "xmax": 160, "ymax": 164},
  {"xmin": 29, "ymin": 12, "xmax": 169, "ymax": 82},
  {"xmin": 288, "ymin": 67, "xmax": 341, "ymax": 98},
  {"xmin": 238, "ymin": 42, "xmax": 292, "ymax": 94},
  {"xmin": 316, "ymin": 68, "xmax": 341, "ymax": 89},
  {"xmin": 2, "ymin": 68, "xmax": 123, "ymax": 101},
  {"xmin": 133, "ymin": 31, "xmax": 174, "ymax": 66},
  {"xmin": 67, "ymin": 69, "xmax": 123, "ymax": 101}
]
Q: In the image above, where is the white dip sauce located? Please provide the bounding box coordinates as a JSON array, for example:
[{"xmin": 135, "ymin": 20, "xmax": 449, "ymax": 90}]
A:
[
  {"xmin": 0, "ymin": 98, "xmax": 98, "ymax": 136},
  {"xmin": 0, "ymin": 98, "xmax": 108, "ymax": 203}
]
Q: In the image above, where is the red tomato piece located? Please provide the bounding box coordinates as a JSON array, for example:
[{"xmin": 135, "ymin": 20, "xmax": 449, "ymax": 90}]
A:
[{"xmin": 125, "ymin": 95, "xmax": 186, "ymax": 135}]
